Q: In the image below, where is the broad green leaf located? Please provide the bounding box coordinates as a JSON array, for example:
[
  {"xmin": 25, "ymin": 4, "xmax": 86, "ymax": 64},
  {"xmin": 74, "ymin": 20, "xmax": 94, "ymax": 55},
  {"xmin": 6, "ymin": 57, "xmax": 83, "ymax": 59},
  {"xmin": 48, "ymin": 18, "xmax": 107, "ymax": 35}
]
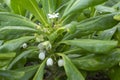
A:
[
  {"xmin": 62, "ymin": 0, "xmax": 107, "ymax": 19},
  {"xmin": 0, "ymin": 59, "xmax": 12, "ymax": 68},
  {"xmin": 72, "ymin": 49, "xmax": 120, "ymax": 71},
  {"xmin": 0, "ymin": 52, "xmax": 16, "ymax": 59},
  {"xmin": 0, "ymin": 12, "xmax": 36, "ymax": 27},
  {"xmin": 108, "ymin": 66, "xmax": 120, "ymax": 80},
  {"xmin": 97, "ymin": 27, "xmax": 117, "ymax": 40},
  {"xmin": 18, "ymin": 0, "xmax": 48, "ymax": 26},
  {"xmin": 7, "ymin": 50, "xmax": 34, "ymax": 69},
  {"xmin": 11, "ymin": 0, "xmax": 26, "ymax": 16},
  {"xmin": 15, "ymin": 65, "xmax": 39, "ymax": 80},
  {"xmin": 0, "ymin": 70, "xmax": 24, "ymax": 79},
  {"xmin": 40, "ymin": 0, "xmax": 57, "ymax": 14},
  {"xmin": 63, "ymin": 48, "xmax": 86, "ymax": 55},
  {"xmin": 59, "ymin": 53, "xmax": 85, "ymax": 80},
  {"xmin": 33, "ymin": 60, "xmax": 46, "ymax": 80},
  {"xmin": 0, "ymin": 26, "xmax": 37, "ymax": 40},
  {"xmin": 63, "ymin": 13, "xmax": 119, "ymax": 39},
  {"xmin": 61, "ymin": 39, "xmax": 118, "ymax": 53},
  {"xmin": 0, "ymin": 52, "xmax": 16, "ymax": 68},
  {"xmin": 95, "ymin": 5, "xmax": 116, "ymax": 13},
  {"xmin": 0, "ymin": 36, "xmax": 34, "ymax": 53}
]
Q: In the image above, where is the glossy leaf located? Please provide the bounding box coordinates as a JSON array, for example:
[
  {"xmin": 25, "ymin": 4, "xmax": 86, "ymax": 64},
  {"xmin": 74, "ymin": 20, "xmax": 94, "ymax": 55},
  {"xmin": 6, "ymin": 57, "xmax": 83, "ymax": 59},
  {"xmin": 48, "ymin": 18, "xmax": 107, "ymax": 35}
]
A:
[
  {"xmin": 15, "ymin": 65, "xmax": 39, "ymax": 80},
  {"xmin": 11, "ymin": 0, "xmax": 26, "ymax": 16},
  {"xmin": 72, "ymin": 49, "xmax": 120, "ymax": 71},
  {"xmin": 0, "ymin": 59, "xmax": 12, "ymax": 68},
  {"xmin": 59, "ymin": 53, "xmax": 85, "ymax": 80},
  {"xmin": 33, "ymin": 60, "xmax": 46, "ymax": 80},
  {"xmin": 63, "ymin": 13, "xmax": 119, "ymax": 39},
  {"xmin": 40, "ymin": 0, "xmax": 57, "ymax": 14},
  {"xmin": 0, "ymin": 52, "xmax": 16, "ymax": 59},
  {"xmin": 63, "ymin": 0, "xmax": 107, "ymax": 18},
  {"xmin": 97, "ymin": 27, "xmax": 117, "ymax": 40},
  {"xmin": 0, "ymin": 70, "xmax": 24, "ymax": 79},
  {"xmin": 61, "ymin": 39, "xmax": 118, "ymax": 53},
  {"xmin": 7, "ymin": 50, "xmax": 34, "ymax": 69},
  {"xmin": 0, "ymin": 36, "xmax": 34, "ymax": 52},
  {"xmin": 108, "ymin": 66, "xmax": 120, "ymax": 80},
  {"xmin": 18, "ymin": 0, "xmax": 48, "ymax": 26},
  {"xmin": 95, "ymin": 5, "xmax": 116, "ymax": 13},
  {"xmin": 0, "ymin": 26, "xmax": 37, "ymax": 40},
  {"xmin": 0, "ymin": 12, "xmax": 36, "ymax": 27}
]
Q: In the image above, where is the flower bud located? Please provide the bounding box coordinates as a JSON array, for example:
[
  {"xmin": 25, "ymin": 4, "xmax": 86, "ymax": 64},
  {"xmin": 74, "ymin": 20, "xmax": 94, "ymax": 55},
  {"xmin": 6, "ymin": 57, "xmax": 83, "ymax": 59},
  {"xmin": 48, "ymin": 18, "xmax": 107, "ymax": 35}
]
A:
[
  {"xmin": 46, "ymin": 58, "xmax": 53, "ymax": 66},
  {"xmin": 22, "ymin": 43, "xmax": 27, "ymax": 49},
  {"xmin": 38, "ymin": 51, "xmax": 45, "ymax": 60},
  {"xmin": 58, "ymin": 59, "xmax": 64, "ymax": 67}
]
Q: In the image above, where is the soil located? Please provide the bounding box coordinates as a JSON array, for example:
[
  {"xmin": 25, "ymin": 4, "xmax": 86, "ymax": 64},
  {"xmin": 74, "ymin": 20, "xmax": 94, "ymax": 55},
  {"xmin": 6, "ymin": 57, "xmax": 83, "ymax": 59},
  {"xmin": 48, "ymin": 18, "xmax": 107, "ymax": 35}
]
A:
[{"xmin": 86, "ymin": 72, "xmax": 110, "ymax": 80}]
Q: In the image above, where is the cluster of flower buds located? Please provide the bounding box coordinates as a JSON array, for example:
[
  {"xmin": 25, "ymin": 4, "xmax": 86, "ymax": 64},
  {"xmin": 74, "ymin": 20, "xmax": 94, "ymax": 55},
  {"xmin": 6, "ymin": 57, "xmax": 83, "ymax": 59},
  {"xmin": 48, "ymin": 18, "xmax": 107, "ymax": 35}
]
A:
[
  {"xmin": 38, "ymin": 41, "xmax": 64, "ymax": 67},
  {"xmin": 37, "ymin": 41, "xmax": 52, "ymax": 51},
  {"xmin": 38, "ymin": 41, "xmax": 52, "ymax": 60}
]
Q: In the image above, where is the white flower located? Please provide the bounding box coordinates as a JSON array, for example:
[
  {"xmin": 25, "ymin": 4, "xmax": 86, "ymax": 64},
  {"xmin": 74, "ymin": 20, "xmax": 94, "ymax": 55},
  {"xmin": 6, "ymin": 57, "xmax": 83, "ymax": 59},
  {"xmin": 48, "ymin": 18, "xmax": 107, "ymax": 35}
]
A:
[
  {"xmin": 58, "ymin": 59, "xmax": 64, "ymax": 67},
  {"xmin": 22, "ymin": 43, "xmax": 27, "ymax": 48},
  {"xmin": 38, "ymin": 51, "xmax": 46, "ymax": 60},
  {"xmin": 46, "ymin": 58, "xmax": 53, "ymax": 66},
  {"xmin": 48, "ymin": 13, "xmax": 59, "ymax": 19}
]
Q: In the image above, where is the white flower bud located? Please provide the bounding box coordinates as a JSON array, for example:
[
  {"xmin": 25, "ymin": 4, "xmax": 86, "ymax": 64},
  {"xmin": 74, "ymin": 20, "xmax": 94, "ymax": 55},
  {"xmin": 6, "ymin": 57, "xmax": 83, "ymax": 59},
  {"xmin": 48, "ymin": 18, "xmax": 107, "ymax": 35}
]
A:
[
  {"xmin": 38, "ymin": 51, "xmax": 45, "ymax": 60},
  {"xmin": 46, "ymin": 58, "xmax": 53, "ymax": 66},
  {"xmin": 58, "ymin": 59, "xmax": 64, "ymax": 67},
  {"xmin": 22, "ymin": 43, "xmax": 27, "ymax": 48}
]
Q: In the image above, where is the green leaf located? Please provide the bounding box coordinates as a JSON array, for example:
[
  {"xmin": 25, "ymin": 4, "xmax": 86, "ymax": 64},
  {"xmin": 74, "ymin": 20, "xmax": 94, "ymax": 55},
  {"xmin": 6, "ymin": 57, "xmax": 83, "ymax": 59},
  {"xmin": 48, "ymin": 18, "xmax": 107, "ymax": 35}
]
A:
[
  {"xmin": 15, "ymin": 65, "xmax": 39, "ymax": 80},
  {"xmin": 0, "ymin": 36, "xmax": 34, "ymax": 52},
  {"xmin": 11, "ymin": 0, "xmax": 26, "ymax": 16},
  {"xmin": 108, "ymin": 66, "xmax": 120, "ymax": 80},
  {"xmin": 33, "ymin": 60, "xmax": 46, "ymax": 80},
  {"xmin": 7, "ymin": 50, "xmax": 34, "ymax": 69},
  {"xmin": 0, "ymin": 70, "xmax": 24, "ymax": 79},
  {"xmin": 61, "ymin": 39, "xmax": 118, "ymax": 53},
  {"xmin": 59, "ymin": 54, "xmax": 85, "ymax": 80},
  {"xmin": 72, "ymin": 49, "xmax": 120, "ymax": 71},
  {"xmin": 97, "ymin": 27, "xmax": 117, "ymax": 40},
  {"xmin": 40, "ymin": 0, "xmax": 57, "ymax": 14},
  {"xmin": 0, "ymin": 52, "xmax": 16, "ymax": 68},
  {"xmin": 0, "ymin": 52, "xmax": 16, "ymax": 59},
  {"xmin": 0, "ymin": 12, "xmax": 36, "ymax": 27},
  {"xmin": 95, "ymin": 5, "xmax": 116, "ymax": 13},
  {"xmin": 62, "ymin": 0, "xmax": 107, "ymax": 19},
  {"xmin": 0, "ymin": 26, "xmax": 37, "ymax": 40},
  {"xmin": 63, "ymin": 13, "xmax": 119, "ymax": 39},
  {"xmin": 18, "ymin": 0, "xmax": 48, "ymax": 26},
  {"xmin": 0, "ymin": 59, "xmax": 12, "ymax": 68}
]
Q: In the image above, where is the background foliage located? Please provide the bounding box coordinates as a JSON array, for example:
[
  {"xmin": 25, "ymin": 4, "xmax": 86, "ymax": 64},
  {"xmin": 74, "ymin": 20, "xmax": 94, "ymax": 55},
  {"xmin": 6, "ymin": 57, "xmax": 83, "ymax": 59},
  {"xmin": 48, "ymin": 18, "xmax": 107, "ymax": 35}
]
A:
[{"xmin": 0, "ymin": 0, "xmax": 120, "ymax": 80}]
